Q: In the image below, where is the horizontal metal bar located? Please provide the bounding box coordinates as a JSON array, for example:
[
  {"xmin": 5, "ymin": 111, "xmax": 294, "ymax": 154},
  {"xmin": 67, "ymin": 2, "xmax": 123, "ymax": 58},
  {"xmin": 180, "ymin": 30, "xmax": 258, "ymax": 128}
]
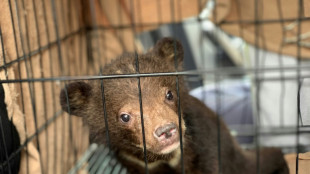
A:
[
  {"xmin": 230, "ymin": 125, "xmax": 310, "ymax": 137},
  {"xmin": 220, "ymin": 17, "xmax": 310, "ymax": 25},
  {"xmin": 85, "ymin": 17, "xmax": 310, "ymax": 31},
  {"xmin": 0, "ymin": 65, "xmax": 309, "ymax": 83}
]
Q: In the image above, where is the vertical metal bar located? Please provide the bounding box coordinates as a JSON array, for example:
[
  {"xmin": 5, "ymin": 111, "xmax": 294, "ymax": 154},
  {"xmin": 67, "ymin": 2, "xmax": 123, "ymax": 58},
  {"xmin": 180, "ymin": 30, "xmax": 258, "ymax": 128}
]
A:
[
  {"xmin": 89, "ymin": 0, "xmax": 111, "ymax": 148},
  {"xmin": 115, "ymin": 0, "xmax": 126, "ymax": 52},
  {"xmin": 89, "ymin": 0, "xmax": 103, "ymax": 67},
  {"xmin": 59, "ymin": 0, "xmax": 78, "ymax": 170},
  {"xmin": 0, "ymin": 27, "xmax": 12, "ymax": 174},
  {"xmin": 175, "ymin": 73, "xmax": 185, "ymax": 174},
  {"xmin": 134, "ymin": 51, "xmax": 149, "ymax": 174},
  {"xmin": 50, "ymin": 0, "xmax": 66, "ymax": 173},
  {"xmin": 31, "ymin": 1, "xmax": 49, "ymax": 173},
  {"xmin": 235, "ymin": 0, "xmax": 245, "ymax": 52},
  {"xmin": 100, "ymin": 69, "xmax": 111, "ymax": 148},
  {"xmin": 60, "ymin": 2, "xmax": 70, "ymax": 171},
  {"xmin": 60, "ymin": 0, "xmax": 71, "ymax": 74},
  {"xmin": 75, "ymin": 0, "xmax": 88, "ymax": 154},
  {"xmin": 50, "ymin": 0, "xmax": 65, "ymax": 73},
  {"xmin": 198, "ymin": 0, "xmax": 206, "ymax": 108},
  {"xmin": 89, "ymin": 0, "xmax": 110, "ymax": 148},
  {"xmin": 276, "ymin": 0, "xmax": 287, "ymax": 128},
  {"xmin": 295, "ymin": 0, "xmax": 303, "ymax": 173},
  {"xmin": 14, "ymin": 0, "xmax": 45, "ymax": 172},
  {"xmin": 97, "ymin": 0, "xmax": 109, "ymax": 65},
  {"xmin": 215, "ymin": 76, "xmax": 222, "ymax": 174},
  {"xmin": 62, "ymin": 84, "xmax": 77, "ymax": 166},
  {"xmin": 0, "ymin": 27, "xmax": 3, "ymax": 174},
  {"xmin": 0, "ymin": 109, "xmax": 11, "ymax": 174},
  {"xmin": 0, "ymin": 29, "xmax": 8, "ymax": 80},
  {"xmin": 7, "ymin": 0, "xmax": 29, "ymax": 173},
  {"xmin": 256, "ymin": 1, "xmax": 267, "ymax": 68},
  {"xmin": 170, "ymin": 0, "xmax": 185, "ymax": 173},
  {"xmin": 76, "ymin": 1, "xmax": 84, "ymax": 75},
  {"xmin": 97, "ymin": 0, "xmax": 112, "ymax": 148},
  {"xmin": 254, "ymin": 0, "xmax": 261, "ymax": 173},
  {"xmin": 69, "ymin": 0, "xmax": 80, "ymax": 164},
  {"xmin": 129, "ymin": 0, "xmax": 149, "ymax": 173},
  {"xmin": 211, "ymin": 0, "xmax": 223, "ymax": 173},
  {"xmin": 41, "ymin": 0, "xmax": 58, "ymax": 173}
]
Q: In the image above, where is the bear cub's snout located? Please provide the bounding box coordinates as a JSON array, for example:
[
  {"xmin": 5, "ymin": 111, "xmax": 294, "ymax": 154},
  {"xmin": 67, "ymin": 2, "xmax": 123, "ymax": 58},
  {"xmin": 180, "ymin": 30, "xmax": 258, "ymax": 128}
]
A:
[{"xmin": 154, "ymin": 123, "xmax": 177, "ymax": 140}]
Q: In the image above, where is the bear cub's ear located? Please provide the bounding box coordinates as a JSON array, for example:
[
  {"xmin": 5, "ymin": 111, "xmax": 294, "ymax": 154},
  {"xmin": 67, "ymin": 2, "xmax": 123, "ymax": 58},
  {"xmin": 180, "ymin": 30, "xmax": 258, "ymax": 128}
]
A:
[
  {"xmin": 60, "ymin": 82, "xmax": 92, "ymax": 117},
  {"xmin": 153, "ymin": 37, "xmax": 184, "ymax": 66}
]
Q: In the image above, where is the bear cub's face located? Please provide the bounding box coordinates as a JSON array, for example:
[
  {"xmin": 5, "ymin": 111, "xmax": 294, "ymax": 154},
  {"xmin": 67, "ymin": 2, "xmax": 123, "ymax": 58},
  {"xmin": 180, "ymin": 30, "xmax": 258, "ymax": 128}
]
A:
[{"xmin": 60, "ymin": 38, "xmax": 187, "ymax": 156}]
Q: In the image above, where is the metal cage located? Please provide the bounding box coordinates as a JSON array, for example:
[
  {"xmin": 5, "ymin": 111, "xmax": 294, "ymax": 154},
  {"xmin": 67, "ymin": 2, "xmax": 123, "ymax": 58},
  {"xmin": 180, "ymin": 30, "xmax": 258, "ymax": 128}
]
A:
[{"xmin": 0, "ymin": 0, "xmax": 310, "ymax": 174}]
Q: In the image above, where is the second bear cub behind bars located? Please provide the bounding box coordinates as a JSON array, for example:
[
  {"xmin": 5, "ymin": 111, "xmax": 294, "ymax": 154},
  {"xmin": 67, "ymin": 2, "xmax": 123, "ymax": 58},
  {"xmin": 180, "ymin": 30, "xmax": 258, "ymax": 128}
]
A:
[{"xmin": 60, "ymin": 38, "xmax": 288, "ymax": 174}]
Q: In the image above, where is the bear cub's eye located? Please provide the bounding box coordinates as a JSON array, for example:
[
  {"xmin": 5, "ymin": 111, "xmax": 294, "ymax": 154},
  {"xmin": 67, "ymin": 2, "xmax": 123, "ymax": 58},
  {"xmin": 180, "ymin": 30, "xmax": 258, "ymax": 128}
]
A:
[
  {"xmin": 120, "ymin": 114, "xmax": 131, "ymax": 123},
  {"xmin": 166, "ymin": 90, "xmax": 174, "ymax": 100}
]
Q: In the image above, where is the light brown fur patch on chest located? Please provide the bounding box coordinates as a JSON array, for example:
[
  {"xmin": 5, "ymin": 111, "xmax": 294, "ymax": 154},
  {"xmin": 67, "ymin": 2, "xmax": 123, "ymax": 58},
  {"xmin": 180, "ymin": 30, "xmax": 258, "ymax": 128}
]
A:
[{"xmin": 119, "ymin": 148, "xmax": 181, "ymax": 170}]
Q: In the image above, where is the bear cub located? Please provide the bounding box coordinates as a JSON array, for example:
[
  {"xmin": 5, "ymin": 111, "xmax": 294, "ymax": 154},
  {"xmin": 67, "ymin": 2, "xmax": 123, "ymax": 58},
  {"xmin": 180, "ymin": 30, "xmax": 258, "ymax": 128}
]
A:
[{"xmin": 60, "ymin": 38, "xmax": 289, "ymax": 174}]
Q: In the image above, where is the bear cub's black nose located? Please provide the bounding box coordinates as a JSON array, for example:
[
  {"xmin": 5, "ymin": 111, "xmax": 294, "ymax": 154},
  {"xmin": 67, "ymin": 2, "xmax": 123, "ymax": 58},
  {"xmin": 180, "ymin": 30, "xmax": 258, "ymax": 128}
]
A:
[{"xmin": 155, "ymin": 123, "xmax": 177, "ymax": 139}]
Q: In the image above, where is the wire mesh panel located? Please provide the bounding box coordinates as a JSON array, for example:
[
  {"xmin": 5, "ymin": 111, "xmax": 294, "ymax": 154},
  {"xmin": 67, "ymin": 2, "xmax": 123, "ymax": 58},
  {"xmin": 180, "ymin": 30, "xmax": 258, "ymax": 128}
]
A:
[
  {"xmin": 0, "ymin": 0, "xmax": 90, "ymax": 173},
  {"xmin": 0, "ymin": 0, "xmax": 310, "ymax": 174}
]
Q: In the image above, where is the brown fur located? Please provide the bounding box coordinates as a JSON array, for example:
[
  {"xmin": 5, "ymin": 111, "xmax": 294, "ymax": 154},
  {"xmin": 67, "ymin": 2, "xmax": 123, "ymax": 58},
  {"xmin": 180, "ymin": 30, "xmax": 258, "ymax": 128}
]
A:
[{"xmin": 60, "ymin": 38, "xmax": 288, "ymax": 174}]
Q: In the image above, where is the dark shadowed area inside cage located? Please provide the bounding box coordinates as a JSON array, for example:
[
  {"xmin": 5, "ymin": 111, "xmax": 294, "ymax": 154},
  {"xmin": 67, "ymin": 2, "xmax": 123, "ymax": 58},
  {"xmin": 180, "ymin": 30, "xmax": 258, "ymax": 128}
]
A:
[{"xmin": 0, "ymin": 0, "xmax": 310, "ymax": 174}]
